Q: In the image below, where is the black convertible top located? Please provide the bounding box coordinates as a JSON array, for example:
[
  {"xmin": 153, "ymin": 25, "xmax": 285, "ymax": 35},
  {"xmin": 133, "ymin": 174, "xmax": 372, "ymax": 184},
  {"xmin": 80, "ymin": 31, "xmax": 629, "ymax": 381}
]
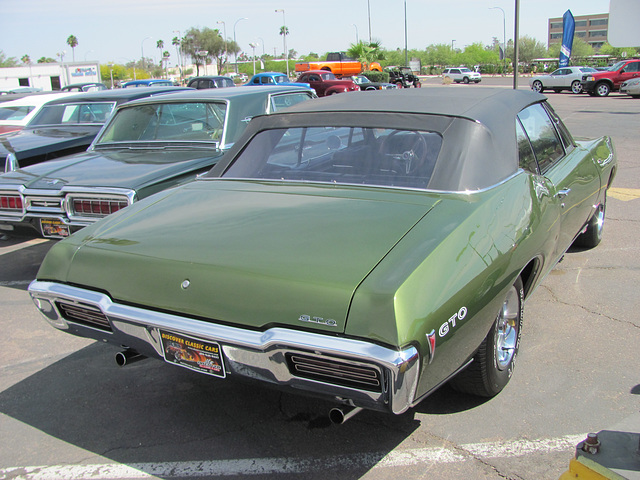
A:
[
  {"xmin": 210, "ymin": 88, "xmax": 547, "ymax": 191},
  {"xmin": 278, "ymin": 87, "xmax": 543, "ymax": 121}
]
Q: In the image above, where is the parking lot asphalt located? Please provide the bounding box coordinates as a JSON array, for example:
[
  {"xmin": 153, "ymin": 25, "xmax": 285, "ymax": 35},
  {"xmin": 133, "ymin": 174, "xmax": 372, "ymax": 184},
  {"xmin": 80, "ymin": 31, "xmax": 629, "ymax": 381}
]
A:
[{"xmin": 0, "ymin": 79, "xmax": 639, "ymax": 480}]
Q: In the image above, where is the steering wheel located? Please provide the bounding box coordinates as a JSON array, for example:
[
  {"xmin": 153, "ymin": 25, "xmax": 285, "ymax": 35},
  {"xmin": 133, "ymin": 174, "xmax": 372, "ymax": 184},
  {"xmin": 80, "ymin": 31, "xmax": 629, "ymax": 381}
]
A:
[{"xmin": 379, "ymin": 130, "xmax": 427, "ymax": 175}]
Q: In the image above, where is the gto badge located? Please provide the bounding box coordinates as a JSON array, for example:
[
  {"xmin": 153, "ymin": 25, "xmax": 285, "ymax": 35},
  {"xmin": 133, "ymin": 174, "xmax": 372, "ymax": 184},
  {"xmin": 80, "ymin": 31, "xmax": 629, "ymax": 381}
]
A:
[
  {"xmin": 299, "ymin": 315, "xmax": 337, "ymax": 327},
  {"xmin": 438, "ymin": 306, "xmax": 468, "ymax": 338}
]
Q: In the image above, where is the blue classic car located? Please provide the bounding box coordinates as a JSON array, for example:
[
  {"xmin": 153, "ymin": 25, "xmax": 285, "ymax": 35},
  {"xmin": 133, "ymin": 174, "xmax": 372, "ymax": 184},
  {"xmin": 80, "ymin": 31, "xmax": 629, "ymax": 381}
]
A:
[
  {"xmin": 246, "ymin": 72, "xmax": 310, "ymax": 89},
  {"xmin": 0, "ymin": 86, "xmax": 315, "ymax": 238},
  {"xmin": 121, "ymin": 79, "xmax": 174, "ymax": 88}
]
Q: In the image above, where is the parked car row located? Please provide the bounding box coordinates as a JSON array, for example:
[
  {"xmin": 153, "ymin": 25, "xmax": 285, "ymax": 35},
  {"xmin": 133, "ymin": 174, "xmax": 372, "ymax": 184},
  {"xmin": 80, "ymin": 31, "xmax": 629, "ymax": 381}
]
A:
[
  {"xmin": 529, "ymin": 59, "xmax": 640, "ymax": 98},
  {"xmin": 22, "ymin": 87, "xmax": 615, "ymax": 420},
  {"xmin": 0, "ymin": 86, "xmax": 315, "ymax": 238},
  {"xmin": 0, "ymin": 87, "xmax": 191, "ymax": 173}
]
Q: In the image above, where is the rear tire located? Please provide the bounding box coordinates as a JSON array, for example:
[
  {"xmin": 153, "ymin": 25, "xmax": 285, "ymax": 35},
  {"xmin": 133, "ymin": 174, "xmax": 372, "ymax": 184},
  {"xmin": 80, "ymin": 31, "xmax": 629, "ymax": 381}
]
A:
[
  {"xmin": 450, "ymin": 277, "xmax": 524, "ymax": 397},
  {"xmin": 574, "ymin": 196, "xmax": 606, "ymax": 249},
  {"xmin": 531, "ymin": 80, "xmax": 543, "ymax": 93}
]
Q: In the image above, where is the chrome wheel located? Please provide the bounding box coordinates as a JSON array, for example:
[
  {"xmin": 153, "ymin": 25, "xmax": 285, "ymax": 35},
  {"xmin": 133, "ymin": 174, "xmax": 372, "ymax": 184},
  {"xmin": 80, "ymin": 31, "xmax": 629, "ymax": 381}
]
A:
[
  {"xmin": 571, "ymin": 80, "xmax": 583, "ymax": 94},
  {"xmin": 449, "ymin": 276, "xmax": 524, "ymax": 397},
  {"xmin": 595, "ymin": 82, "xmax": 611, "ymax": 97},
  {"xmin": 574, "ymin": 198, "xmax": 606, "ymax": 249},
  {"xmin": 531, "ymin": 80, "xmax": 543, "ymax": 93},
  {"xmin": 495, "ymin": 286, "xmax": 520, "ymax": 370}
]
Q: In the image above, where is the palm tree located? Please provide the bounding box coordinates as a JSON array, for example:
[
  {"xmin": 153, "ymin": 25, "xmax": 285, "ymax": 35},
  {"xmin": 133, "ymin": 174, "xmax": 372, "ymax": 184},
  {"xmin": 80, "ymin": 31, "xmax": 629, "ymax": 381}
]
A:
[
  {"xmin": 66, "ymin": 35, "xmax": 78, "ymax": 61},
  {"xmin": 172, "ymin": 36, "xmax": 183, "ymax": 82},
  {"xmin": 278, "ymin": 26, "xmax": 289, "ymax": 62},
  {"xmin": 347, "ymin": 41, "xmax": 384, "ymax": 70},
  {"xmin": 21, "ymin": 54, "xmax": 31, "ymax": 65},
  {"xmin": 156, "ymin": 40, "xmax": 164, "ymax": 68}
]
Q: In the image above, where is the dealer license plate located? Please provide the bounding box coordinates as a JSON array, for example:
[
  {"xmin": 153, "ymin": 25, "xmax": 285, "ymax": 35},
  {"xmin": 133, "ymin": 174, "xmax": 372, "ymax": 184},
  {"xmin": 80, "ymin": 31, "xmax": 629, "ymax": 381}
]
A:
[
  {"xmin": 40, "ymin": 218, "xmax": 70, "ymax": 238},
  {"xmin": 160, "ymin": 330, "xmax": 226, "ymax": 378}
]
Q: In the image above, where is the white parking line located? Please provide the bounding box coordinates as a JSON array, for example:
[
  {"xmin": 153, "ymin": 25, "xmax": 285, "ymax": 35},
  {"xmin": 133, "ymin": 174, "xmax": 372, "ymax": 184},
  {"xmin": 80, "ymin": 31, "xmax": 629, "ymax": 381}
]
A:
[{"xmin": 0, "ymin": 433, "xmax": 585, "ymax": 479}]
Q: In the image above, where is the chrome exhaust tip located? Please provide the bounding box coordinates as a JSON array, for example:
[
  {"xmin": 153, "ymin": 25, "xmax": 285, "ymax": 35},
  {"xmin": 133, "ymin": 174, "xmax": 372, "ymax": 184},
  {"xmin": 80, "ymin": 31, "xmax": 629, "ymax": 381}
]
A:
[
  {"xmin": 115, "ymin": 350, "xmax": 146, "ymax": 367},
  {"xmin": 329, "ymin": 406, "xmax": 363, "ymax": 425}
]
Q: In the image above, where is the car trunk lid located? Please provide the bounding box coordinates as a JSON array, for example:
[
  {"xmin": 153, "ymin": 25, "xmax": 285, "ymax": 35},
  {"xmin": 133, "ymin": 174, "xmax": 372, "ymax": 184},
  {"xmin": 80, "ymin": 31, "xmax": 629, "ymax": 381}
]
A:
[{"xmin": 63, "ymin": 180, "xmax": 439, "ymax": 333}]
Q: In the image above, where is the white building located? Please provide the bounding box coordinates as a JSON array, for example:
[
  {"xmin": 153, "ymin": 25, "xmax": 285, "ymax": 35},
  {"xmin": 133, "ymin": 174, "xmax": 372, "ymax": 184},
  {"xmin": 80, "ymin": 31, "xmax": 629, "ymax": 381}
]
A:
[{"xmin": 0, "ymin": 61, "xmax": 102, "ymax": 92}]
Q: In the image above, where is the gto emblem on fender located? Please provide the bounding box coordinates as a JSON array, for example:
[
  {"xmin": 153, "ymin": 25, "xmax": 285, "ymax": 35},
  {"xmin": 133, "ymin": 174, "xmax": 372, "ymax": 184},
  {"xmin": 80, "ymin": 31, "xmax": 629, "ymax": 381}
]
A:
[
  {"xmin": 438, "ymin": 306, "xmax": 468, "ymax": 338},
  {"xmin": 299, "ymin": 315, "xmax": 337, "ymax": 327}
]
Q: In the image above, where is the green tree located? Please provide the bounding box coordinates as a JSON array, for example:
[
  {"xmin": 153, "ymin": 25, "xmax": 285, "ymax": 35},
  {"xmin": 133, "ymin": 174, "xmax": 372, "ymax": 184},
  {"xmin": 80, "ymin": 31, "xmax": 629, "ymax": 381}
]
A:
[
  {"xmin": 156, "ymin": 39, "xmax": 164, "ymax": 66},
  {"xmin": 548, "ymin": 37, "xmax": 594, "ymax": 61},
  {"xmin": 347, "ymin": 41, "xmax": 385, "ymax": 69},
  {"xmin": 21, "ymin": 54, "xmax": 31, "ymax": 65},
  {"xmin": 66, "ymin": 35, "xmax": 78, "ymax": 61},
  {"xmin": 37, "ymin": 56, "xmax": 56, "ymax": 63},
  {"xmin": 423, "ymin": 44, "xmax": 456, "ymax": 67},
  {"xmin": 172, "ymin": 36, "xmax": 183, "ymax": 77},
  {"xmin": 457, "ymin": 42, "xmax": 500, "ymax": 67},
  {"xmin": 182, "ymin": 27, "xmax": 235, "ymax": 75},
  {"xmin": 0, "ymin": 50, "xmax": 18, "ymax": 67},
  {"xmin": 506, "ymin": 35, "xmax": 547, "ymax": 64},
  {"xmin": 598, "ymin": 43, "xmax": 639, "ymax": 60}
]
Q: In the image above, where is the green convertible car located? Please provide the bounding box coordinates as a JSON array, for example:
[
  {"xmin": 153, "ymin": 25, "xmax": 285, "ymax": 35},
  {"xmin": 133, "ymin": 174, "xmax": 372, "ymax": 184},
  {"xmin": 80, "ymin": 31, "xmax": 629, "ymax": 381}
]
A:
[{"xmin": 29, "ymin": 88, "xmax": 616, "ymax": 420}]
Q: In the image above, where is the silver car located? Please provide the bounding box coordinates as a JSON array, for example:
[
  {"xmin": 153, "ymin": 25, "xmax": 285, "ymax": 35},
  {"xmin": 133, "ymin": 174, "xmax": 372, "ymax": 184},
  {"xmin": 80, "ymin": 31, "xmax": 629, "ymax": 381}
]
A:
[
  {"xmin": 620, "ymin": 77, "xmax": 640, "ymax": 98},
  {"xmin": 529, "ymin": 66, "xmax": 598, "ymax": 94}
]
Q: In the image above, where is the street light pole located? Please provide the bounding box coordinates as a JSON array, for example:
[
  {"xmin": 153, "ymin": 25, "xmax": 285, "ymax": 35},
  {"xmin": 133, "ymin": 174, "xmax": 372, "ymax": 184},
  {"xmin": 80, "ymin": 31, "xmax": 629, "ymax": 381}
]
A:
[
  {"xmin": 489, "ymin": 7, "xmax": 506, "ymax": 76},
  {"xmin": 217, "ymin": 21, "xmax": 227, "ymax": 74},
  {"xmin": 233, "ymin": 17, "xmax": 248, "ymax": 74},
  {"xmin": 352, "ymin": 24, "xmax": 359, "ymax": 44},
  {"xmin": 513, "ymin": 0, "xmax": 520, "ymax": 89},
  {"xmin": 249, "ymin": 43, "xmax": 257, "ymax": 75},
  {"xmin": 404, "ymin": 0, "xmax": 408, "ymax": 67},
  {"xmin": 275, "ymin": 9, "xmax": 289, "ymax": 78},
  {"xmin": 141, "ymin": 36, "xmax": 152, "ymax": 71},
  {"xmin": 367, "ymin": 0, "xmax": 372, "ymax": 43}
]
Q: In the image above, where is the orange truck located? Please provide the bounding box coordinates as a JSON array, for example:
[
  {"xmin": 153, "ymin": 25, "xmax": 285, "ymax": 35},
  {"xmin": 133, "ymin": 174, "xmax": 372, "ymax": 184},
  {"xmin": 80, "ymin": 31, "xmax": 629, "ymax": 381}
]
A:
[{"xmin": 295, "ymin": 52, "xmax": 382, "ymax": 77}]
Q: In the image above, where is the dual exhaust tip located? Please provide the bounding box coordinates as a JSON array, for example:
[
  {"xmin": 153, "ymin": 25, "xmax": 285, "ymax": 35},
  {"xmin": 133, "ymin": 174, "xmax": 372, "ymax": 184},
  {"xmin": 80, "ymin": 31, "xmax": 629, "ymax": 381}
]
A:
[
  {"xmin": 115, "ymin": 349, "xmax": 146, "ymax": 367},
  {"xmin": 116, "ymin": 349, "xmax": 363, "ymax": 424}
]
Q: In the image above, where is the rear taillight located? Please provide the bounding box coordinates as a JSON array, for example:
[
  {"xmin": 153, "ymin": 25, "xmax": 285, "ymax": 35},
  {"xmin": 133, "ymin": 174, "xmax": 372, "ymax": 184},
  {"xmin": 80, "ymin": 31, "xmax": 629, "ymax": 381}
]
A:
[
  {"xmin": 71, "ymin": 198, "xmax": 128, "ymax": 217},
  {"xmin": 0, "ymin": 195, "xmax": 23, "ymax": 211}
]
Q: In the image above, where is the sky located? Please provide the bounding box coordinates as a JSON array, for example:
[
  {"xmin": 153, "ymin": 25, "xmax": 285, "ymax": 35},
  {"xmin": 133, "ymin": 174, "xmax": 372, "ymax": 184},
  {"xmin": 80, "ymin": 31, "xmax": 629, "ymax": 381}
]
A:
[{"xmin": 0, "ymin": 0, "xmax": 612, "ymax": 66}]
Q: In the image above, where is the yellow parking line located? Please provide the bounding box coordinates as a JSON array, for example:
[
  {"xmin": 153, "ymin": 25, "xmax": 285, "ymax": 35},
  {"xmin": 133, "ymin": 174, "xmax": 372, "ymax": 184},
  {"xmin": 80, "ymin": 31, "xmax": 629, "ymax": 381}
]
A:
[
  {"xmin": 0, "ymin": 238, "xmax": 50, "ymax": 256},
  {"xmin": 608, "ymin": 188, "xmax": 640, "ymax": 202}
]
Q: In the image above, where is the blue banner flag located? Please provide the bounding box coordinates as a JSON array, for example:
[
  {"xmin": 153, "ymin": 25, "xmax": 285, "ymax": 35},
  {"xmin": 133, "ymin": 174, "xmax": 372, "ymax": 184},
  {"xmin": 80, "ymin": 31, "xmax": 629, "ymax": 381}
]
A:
[{"xmin": 559, "ymin": 10, "xmax": 575, "ymax": 67}]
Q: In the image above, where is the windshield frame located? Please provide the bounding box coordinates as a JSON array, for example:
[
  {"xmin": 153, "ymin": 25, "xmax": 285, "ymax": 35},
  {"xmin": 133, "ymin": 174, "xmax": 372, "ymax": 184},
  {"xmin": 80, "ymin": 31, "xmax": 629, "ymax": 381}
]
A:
[{"xmin": 93, "ymin": 100, "xmax": 229, "ymax": 148}]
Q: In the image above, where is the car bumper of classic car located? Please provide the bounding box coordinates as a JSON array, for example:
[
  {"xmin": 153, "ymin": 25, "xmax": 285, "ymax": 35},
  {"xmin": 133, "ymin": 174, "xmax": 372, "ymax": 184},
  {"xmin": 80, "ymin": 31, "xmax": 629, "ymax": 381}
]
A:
[
  {"xmin": 0, "ymin": 186, "xmax": 134, "ymax": 238},
  {"xmin": 29, "ymin": 280, "xmax": 422, "ymax": 415}
]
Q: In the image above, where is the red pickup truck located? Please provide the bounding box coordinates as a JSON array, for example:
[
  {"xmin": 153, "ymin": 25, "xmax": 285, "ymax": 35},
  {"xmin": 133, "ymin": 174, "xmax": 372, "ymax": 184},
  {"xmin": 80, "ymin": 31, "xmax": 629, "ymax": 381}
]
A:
[{"xmin": 581, "ymin": 59, "xmax": 640, "ymax": 97}]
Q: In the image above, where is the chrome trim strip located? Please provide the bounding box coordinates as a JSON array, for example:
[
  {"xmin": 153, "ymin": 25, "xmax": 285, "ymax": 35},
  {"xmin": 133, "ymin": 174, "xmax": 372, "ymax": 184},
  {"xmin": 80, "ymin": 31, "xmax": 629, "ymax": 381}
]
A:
[
  {"xmin": 29, "ymin": 280, "xmax": 420, "ymax": 414},
  {"xmin": 203, "ymin": 170, "xmax": 525, "ymax": 195}
]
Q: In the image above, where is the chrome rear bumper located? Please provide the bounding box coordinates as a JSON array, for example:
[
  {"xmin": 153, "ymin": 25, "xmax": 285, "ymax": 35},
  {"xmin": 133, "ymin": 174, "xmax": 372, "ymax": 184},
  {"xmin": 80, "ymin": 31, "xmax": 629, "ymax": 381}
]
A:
[{"xmin": 29, "ymin": 280, "xmax": 421, "ymax": 414}]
